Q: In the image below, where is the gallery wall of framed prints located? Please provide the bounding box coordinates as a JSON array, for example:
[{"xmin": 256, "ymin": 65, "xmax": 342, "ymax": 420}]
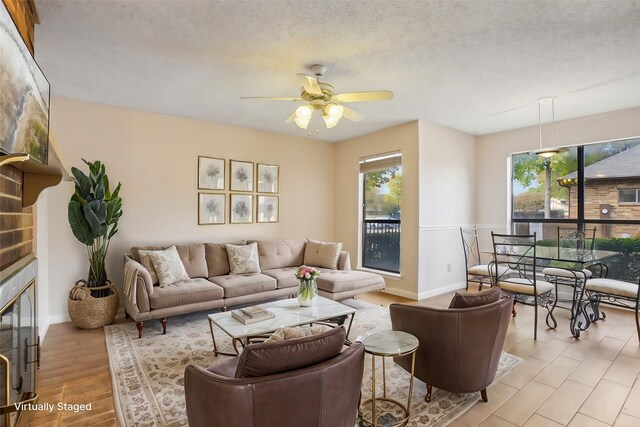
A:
[{"xmin": 197, "ymin": 157, "xmax": 279, "ymax": 225}]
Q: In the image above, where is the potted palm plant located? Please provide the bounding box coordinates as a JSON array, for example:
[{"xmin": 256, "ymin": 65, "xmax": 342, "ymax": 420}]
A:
[{"xmin": 67, "ymin": 159, "xmax": 123, "ymax": 329}]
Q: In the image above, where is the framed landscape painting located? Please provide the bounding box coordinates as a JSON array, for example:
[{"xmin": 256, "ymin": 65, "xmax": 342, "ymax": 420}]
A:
[
  {"xmin": 230, "ymin": 193, "xmax": 253, "ymax": 224},
  {"xmin": 257, "ymin": 163, "xmax": 279, "ymax": 194},
  {"xmin": 0, "ymin": 5, "xmax": 50, "ymax": 164},
  {"xmin": 230, "ymin": 160, "xmax": 254, "ymax": 192},
  {"xmin": 198, "ymin": 156, "xmax": 225, "ymax": 190},
  {"xmin": 257, "ymin": 195, "xmax": 279, "ymax": 223},
  {"xmin": 198, "ymin": 193, "xmax": 225, "ymax": 225}
]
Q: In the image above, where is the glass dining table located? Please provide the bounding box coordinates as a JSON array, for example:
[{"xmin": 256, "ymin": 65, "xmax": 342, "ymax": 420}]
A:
[
  {"xmin": 480, "ymin": 246, "xmax": 621, "ymax": 337},
  {"xmin": 481, "ymin": 246, "xmax": 620, "ymax": 266}
]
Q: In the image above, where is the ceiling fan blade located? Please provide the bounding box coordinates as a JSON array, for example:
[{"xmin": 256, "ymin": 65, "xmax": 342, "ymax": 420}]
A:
[
  {"xmin": 342, "ymin": 107, "xmax": 364, "ymax": 122},
  {"xmin": 334, "ymin": 91, "xmax": 393, "ymax": 103},
  {"xmin": 284, "ymin": 111, "xmax": 296, "ymax": 123},
  {"xmin": 297, "ymin": 74, "xmax": 323, "ymax": 96},
  {"xmin": 240, "ymin": 97, "xmax": 303, "ymax": 101}
]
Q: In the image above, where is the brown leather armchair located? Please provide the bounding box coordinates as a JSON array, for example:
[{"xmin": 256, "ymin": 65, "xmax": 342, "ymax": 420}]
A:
[
  {"xmin": 184, "ymin": 328, "xmax": 365, "ymax": 427},
  {"xmin": 389, "ymin": 297, "xmax": 512, "ymax": 402}
]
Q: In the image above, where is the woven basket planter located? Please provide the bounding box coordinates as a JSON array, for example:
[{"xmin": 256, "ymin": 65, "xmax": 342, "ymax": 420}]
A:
[{"xmin": 68, "ymin": 281, "xmax": 119, "ymax": 329}]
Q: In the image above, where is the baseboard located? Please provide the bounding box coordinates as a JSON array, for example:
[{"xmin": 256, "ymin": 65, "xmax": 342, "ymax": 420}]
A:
[
  {"xmin": 48, "ymin": 313, "xmax": 71, "ymax": 325},
  {"xmin": 39, "ymin": 321, "xmax": 49, "ymax": 344},
  {"xmin": 417, "ymin": 282, "xmax": 466, "ymax": 300},
  {"xmin": 382, "ymin": 287, "xmax": 419, "ymax": 300},
  {"xmin": 383, "ymin": 282, "xmax": 466, "ymax": 301}
]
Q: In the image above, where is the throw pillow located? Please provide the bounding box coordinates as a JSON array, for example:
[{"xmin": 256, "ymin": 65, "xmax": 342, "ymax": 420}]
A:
[
  {"xmin": 303, "ymin": 238, "xmax": 343, "ymax": 270},
  {"xmin": 138, "ymin": 249, "xmax": 162, "ymax": 285},
  {"xmin": 449, "ymin": 286, "xmax": 502, "ymax": 309},
  {"xmin": 234, "ymin": 327, "xmax": 346, "ymax": 378},
  {"xmin": 264, "ymin": 325, "xmax": 331, "ymax": 343},
  {"xmin": 225, "ymin": 242, "xmax": 261, "ymax": 275},
  {"xmin": 147, "ymin": 246, "xmax": 190, "ymax": 287}
]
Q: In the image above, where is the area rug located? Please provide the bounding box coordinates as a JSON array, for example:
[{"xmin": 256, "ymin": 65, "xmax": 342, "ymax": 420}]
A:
[{"xmin": 105, "ymin": 299, "xmax": 521, "ymax": 427}]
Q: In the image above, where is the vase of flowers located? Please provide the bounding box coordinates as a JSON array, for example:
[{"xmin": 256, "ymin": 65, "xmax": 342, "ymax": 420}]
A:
[{"xmin": 295, "ymin": 265, "xmax": 320, "ymax": 306}]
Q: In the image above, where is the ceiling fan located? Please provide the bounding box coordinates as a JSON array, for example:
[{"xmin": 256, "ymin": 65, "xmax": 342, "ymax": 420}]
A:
[{"xmin": 241, "ymin": 64, "xmax": 393, "ymax": 130}]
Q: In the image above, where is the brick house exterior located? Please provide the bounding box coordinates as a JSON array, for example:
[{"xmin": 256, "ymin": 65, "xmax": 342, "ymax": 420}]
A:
[{"xmin": 560, "ymin": 146, "xmax": 640, "ymax": 237}]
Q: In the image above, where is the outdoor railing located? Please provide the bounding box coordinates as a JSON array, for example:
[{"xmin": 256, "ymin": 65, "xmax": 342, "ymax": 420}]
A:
[{"xmin": 362, "ymin": 219, "xmax": 401, "ymax": 273}]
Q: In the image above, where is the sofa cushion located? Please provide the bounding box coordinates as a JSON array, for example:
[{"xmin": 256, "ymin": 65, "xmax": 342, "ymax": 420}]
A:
[
  {"xmin": 131, "ymin": 245, "xmax": 165, "ymax": 263},
  {"xmin": 175, "ymin": 244, "xmax": 208, "ymax": 278},
  {"xmin": 316, "ymin": 269, "xmax": 384, "ymax": 293},
  {"xmin": 226, "ymin": 242, "xmax": 261, "ymax": 275},
  {"xmin": 304, "ymin": 239, "xmax": 343, "ymax": 270},
  {"xmin": 256, "ymin": 239, "xmax": 306, "ymax": 270},
  {"xmin": 234, "ymin": 327, "xmax": 346, "ymax": 378},
  {"xmin": 449, "ymin": 286, "xmax": 502, "ymax": 309},
  {"xmin": 205, "ymin": 243, "xmax": 231, "ymax": 277},
  {"xmin": 209, "ymin": 274, "xmax": 277, "ymax": 298},
  {"xmin": 261, "ymin": 267, "xmax": 299, "ymax": 289},
  {"xmin": 138, "ymin": 249, "xmax": 160, "ymax": 285},
  {"xmin": 149, "ymin": 278, "xmax": 224, "ymax": 309},
  {"xmin": 147, "ymin": 246, "xmax": 190, "ymax": 287}
]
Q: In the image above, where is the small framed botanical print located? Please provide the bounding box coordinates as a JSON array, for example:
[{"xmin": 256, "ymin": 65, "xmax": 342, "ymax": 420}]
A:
[
  {"xmin": 256, "ymin": 195, "xmax": 279, "ymax": 223},
  {"xmin": 198, "ymin": 156, "xmax": 225, "ymax": 190},
  {"xmin": 230, "ymin": 160, "xmax": 254, "ymax": 192},
  {"xmin": 230, "ymin": 193, "xmax": 253, "ymax": 224},
  {"xmin": 198, "ymin": 193, "xmax": 225, "ymax": 225},
  {"xmin": 256, "ymin": 163, "xmax": 279, "ymax": 194}
]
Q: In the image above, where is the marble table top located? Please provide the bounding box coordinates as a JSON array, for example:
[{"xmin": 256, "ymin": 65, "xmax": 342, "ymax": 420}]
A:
[
  {"xmin": 359, "ymin": 330, "xmax": 419, "ymax": 356},
  {"xmin": 208, "ymin": 296, "xmax": 355, "ymax": 339}
]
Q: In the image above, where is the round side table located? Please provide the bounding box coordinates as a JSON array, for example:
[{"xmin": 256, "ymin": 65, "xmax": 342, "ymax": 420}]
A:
[{"xmin": 358, "ymin": 330, "xmax": 419, "ymax": 427}]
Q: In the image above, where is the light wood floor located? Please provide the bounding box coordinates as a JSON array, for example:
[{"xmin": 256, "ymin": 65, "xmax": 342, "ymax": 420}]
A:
[{"xmin": 19, "ymin": 287, "xmax": 640, "ymax": 427}]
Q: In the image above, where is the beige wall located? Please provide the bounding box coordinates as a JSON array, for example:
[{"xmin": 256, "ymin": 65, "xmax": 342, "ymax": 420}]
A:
[
  {"xmin": 45, "ymin": 96, "xmax": 336, "ymax": 321},
  {"xmin": 334, "ymin": 122, "xmax": 420, "ymax": 298},
  {"xmin": 476, "ymin": 106, "xmax": 640, "ymax": 250},
  {"xmin": 418, "ymin": 121, "xmax": 476, "ymax": 296}
]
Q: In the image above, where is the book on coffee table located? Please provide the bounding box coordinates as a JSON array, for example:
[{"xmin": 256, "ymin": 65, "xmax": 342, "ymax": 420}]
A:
[
  {"xmin": 232, "ymin": 309, "xmax": 275, "ymax": 325},
  {"xmin": 240, "ymin": 306, "xmax": 271, "ymax": 318}
]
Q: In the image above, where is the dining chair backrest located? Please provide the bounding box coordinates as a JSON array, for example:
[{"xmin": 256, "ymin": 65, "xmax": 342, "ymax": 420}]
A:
[
  {"xmin": 461, "ymin": 227, "xmax": 482, "ymax": 269},
  {"xmin": 557, "ymin": 227, "xmax": 596, "ymax": 251},
  {"xmin": 491, "ymin": 232, "xmax": 538, "ymax": 285}
]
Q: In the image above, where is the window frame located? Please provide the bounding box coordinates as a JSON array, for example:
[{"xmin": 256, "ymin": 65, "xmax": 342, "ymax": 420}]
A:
[
  {"xmin": 359, "ymin": 163, "xmax": 402, "ymax": 275},
  {"xmin": 618, "ymin": 188, "xmax": 640, "ymax": 205}
]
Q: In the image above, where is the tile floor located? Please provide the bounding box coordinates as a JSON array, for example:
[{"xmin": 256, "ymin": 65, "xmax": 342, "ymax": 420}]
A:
[{"xmin": 359, "ymin": 286, "xmax": 640, "ymax": 427}]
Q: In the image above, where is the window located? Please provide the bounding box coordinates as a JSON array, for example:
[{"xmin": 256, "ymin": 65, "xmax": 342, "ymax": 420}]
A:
[
  {"xmin": 618, "ymin": 189, "xmax": 639, "ymax": 204},
  {"xmin": 512, "ymin": 148, "xmax": 577, "ymax": 220},
  {"xmin": 360, "ymin": 152, "xmax": 401, "ymax": 273},
  {"xmin": 510, "ymin": 137, "xmax": 640, "ymax": 281},
  {"xmin": 584, "ymin": 139, "xmax": 640, "ymax": 220}
]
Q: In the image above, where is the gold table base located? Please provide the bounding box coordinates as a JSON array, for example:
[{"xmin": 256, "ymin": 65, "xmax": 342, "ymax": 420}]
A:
[{"xmin": 358, "ymin": 352, "xmax": 417, "ymax": 427}]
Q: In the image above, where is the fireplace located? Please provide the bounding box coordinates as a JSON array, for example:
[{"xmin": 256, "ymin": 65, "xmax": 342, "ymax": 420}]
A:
[{"xmin": 0, "ymin": 256, "xmax": 39, "ymax": 426}]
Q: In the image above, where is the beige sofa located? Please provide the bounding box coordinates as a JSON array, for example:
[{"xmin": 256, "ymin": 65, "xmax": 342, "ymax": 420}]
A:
[{"xmin": 123, "ymin": 239, "xmax": 385, "ymax": 337}]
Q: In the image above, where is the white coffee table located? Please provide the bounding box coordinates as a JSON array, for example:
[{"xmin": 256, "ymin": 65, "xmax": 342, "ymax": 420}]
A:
[{"xmin": 208, "ymin": 296, "xmax": 357, "ymax": 356}]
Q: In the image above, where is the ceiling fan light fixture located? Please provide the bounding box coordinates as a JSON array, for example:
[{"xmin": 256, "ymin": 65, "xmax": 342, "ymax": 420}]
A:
[
  {"xmin": 325, "ymin": 103, "xmax": 344, "ymax": 120},
  {"xmin": 242, "ymin": 64, "xmax": 391, "ymax": 131},
  {"xmin": 322, "ymin": 113, "xmax": 340, "ymax": 129},
  {"xmin": 294, "ymin": 115, "xmax": 311, "ymax": 129},
  {"xmin": 294, "ymin": 105, "xmax": 314, "ymax": 129},
  {"xmin": 322, "ymin": 103, "xmax": 344, "ymax": 128}
]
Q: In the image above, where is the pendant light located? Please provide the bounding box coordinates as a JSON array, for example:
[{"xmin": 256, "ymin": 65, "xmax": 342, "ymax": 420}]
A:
[{"xmin": 534, "ymin": 97, "xmax": 563, "ymax": 158}]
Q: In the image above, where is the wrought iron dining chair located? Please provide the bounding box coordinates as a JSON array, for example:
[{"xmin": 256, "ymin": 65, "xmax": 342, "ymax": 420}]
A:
[
  {"xmin": 491, "ymin": 232, "xmax": 557, "ymax": 340},
  {"xmin": 461, "ymin": 227, "xmax": 508, "ymax": 291},
  {"xmin": 542, "ymin": 227, "xmax": 598, "ymax": 338},
  {"xmin": 581, "ymin": 274, "xmax": 640, "ymax": 343}
]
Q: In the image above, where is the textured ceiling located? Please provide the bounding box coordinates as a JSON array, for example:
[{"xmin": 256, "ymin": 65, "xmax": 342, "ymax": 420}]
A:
[{"xmin": 34, "ymin": 0, "xmax": 640, "ymax": 142}]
